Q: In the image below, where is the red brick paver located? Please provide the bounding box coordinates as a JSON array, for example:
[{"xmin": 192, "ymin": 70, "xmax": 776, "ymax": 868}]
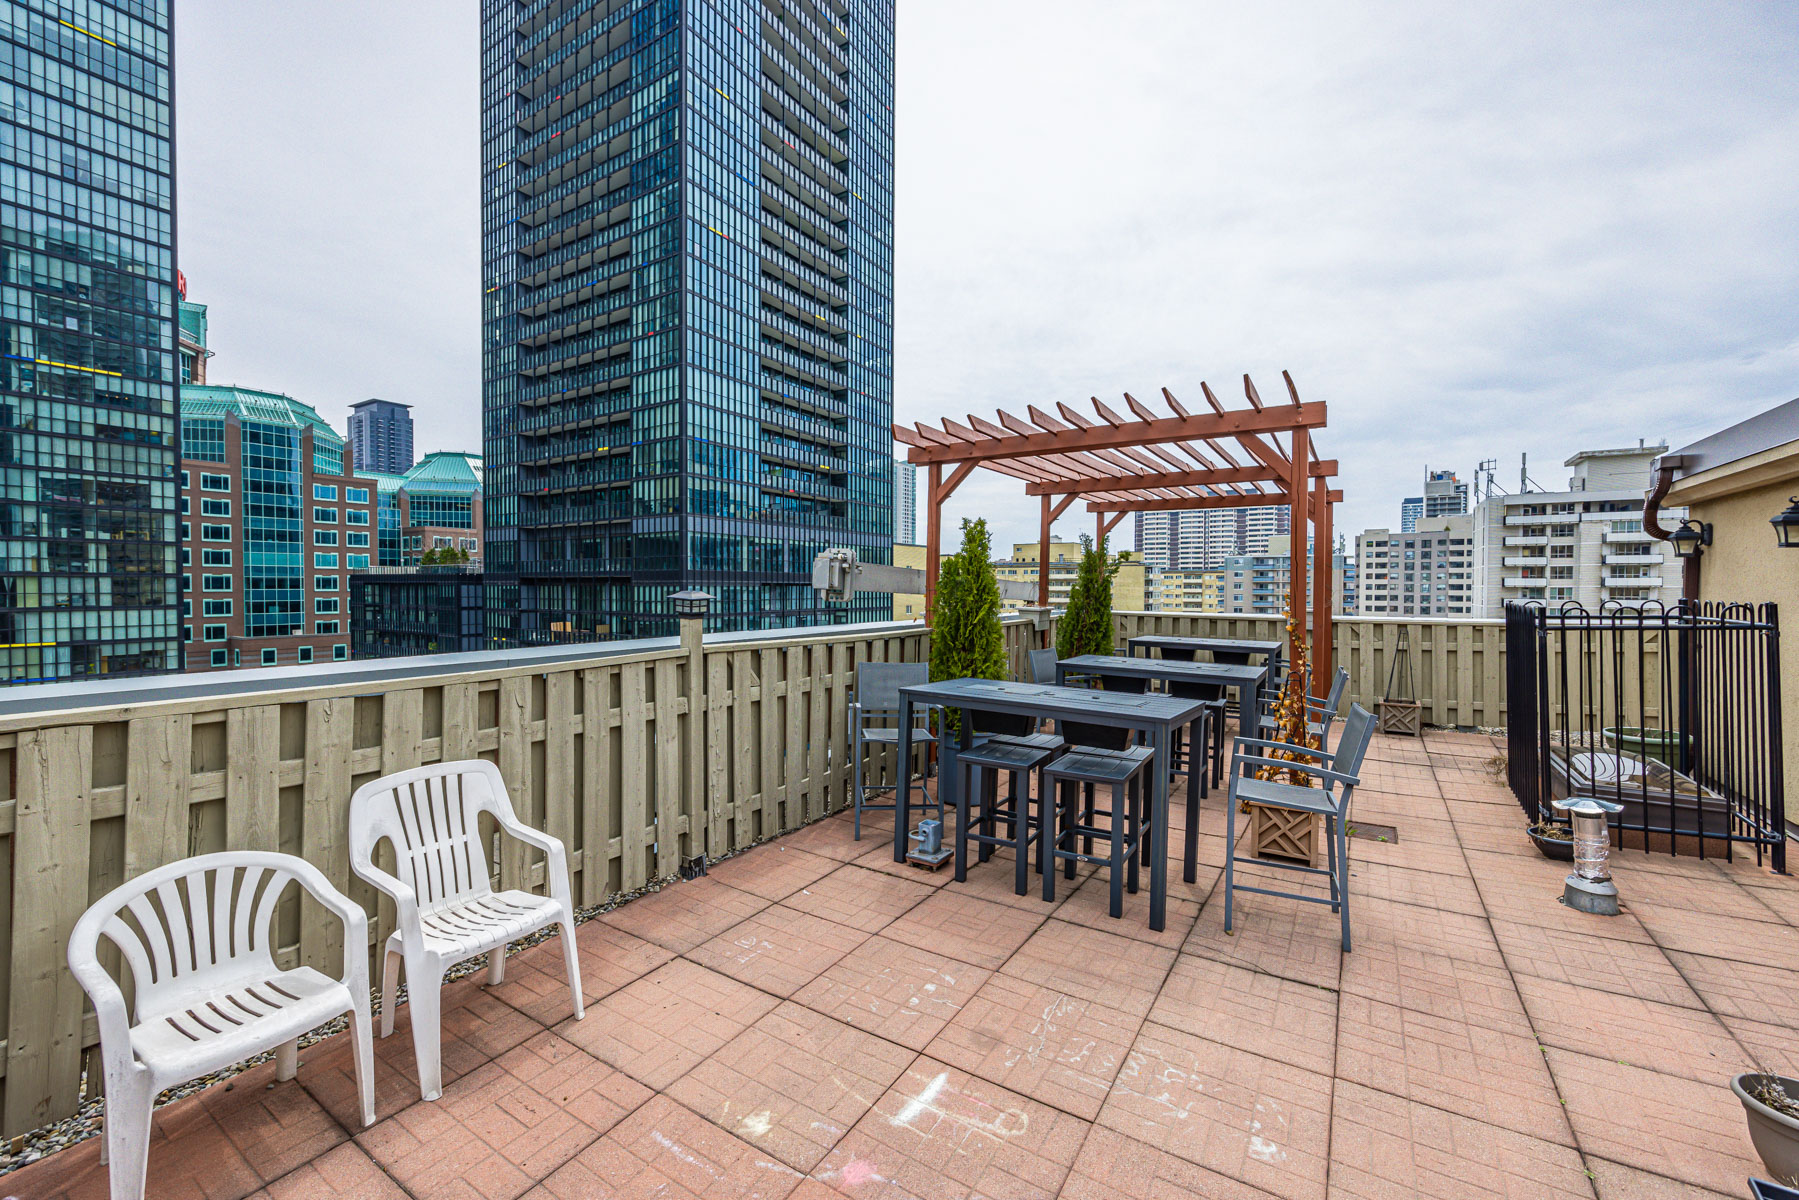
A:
[{"xmin": 12, "ymin": 728, "xmax": 1788, "ymax": 1200}]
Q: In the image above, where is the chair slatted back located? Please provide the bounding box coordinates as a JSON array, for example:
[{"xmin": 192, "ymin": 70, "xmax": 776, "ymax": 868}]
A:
[
  {"xmin": 350, "ymin": 760, "xmax": 517, "ymax": 919},
  {"xmin": 855, "ymin": 661, "xmax": 928, "ymax": 714},
  {"xmin": 1331, "ymin": 703, "xmax": 1377, "ymax": 788},
  {"xmin": 1322, "ymin": 668, "xmax": 1349, "ymax": 716},
  {"xmin": 1027, "ymin": 649, "xmax": 1059, "ymax": 685},
  {"xmin": 73, "ymin": 853, "xmax": 298, "ymax": 1024}
]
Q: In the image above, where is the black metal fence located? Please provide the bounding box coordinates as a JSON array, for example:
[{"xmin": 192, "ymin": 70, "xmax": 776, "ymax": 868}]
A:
[{"xmin": 1505, "ymin": 600, "xmax": 1785, "ymax": 870}]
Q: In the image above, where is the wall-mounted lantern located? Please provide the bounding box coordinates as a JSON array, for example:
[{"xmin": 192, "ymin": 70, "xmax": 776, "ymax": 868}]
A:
[
  {"xmin": 1771, "ymin": 498, "xmax": 1799, "ymax": 549},
  {"xmin": 1668, "ymin": 519, "xmax": 1712, "ymax": 560}
]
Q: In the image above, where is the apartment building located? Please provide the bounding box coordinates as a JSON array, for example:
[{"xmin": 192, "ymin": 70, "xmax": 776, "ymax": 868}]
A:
[
  {"xmin": 1400, "ymin": 468, "xmax": 1469, "ymax": 532},
  {"xmin": 1134, "ymin": 505, "xmax": 1290, "ymax": 570},
  {"xmin": 1356, "ymin": 514, "xmax": 1478, "ymax": 616},
  {"xmin": 180, "ymin": 386, "xmax": 378, "ymax": 671},
  {"xmin": 1219, "ymin": 548, "xmax": 1356, "ymax": 616},
  {"xmin": 1152, "ymin": 568, "xmax": 1225, "ymax": 612},
  {"xmin": 1472, "ymin": 445, "xmax": 1682, "ymax": 614},
  {"xmin": 993, "ymin": 541, "xmax": 1147, "ymax": 613}
]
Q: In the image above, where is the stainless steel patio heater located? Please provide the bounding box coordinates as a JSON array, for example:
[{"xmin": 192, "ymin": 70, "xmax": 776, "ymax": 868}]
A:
[{"xmin": 1553, "ymin": 796, "xmax": 1624, "ymax": 915}]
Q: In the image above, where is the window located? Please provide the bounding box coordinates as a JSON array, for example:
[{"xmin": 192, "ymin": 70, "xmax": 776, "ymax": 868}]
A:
[
  {"xmin": 200, "ymin": 498, "xmax": 230, "ymax": 517},
  {"xmin": 346, "ymin": 509, "xmax": 369, "ymax": 525},
  {"xmin": 181, "ymin": 522, "xmax": 190, "ymax": 541},
  {"xmin": 298, "ymin": 646, "xmax": 314, "ymax": 664},
  {"xmin": 181, "ymin": 574, "xmax": 191, "ymax": 592},
  {"xmin": 314, "ymin": 576, "xmax": 340, "ymax": 591},
  {"xmin": 1549, "ymin": 566, "xmax": 1574, "ymax": 580},
  {"xmin": 313, "ymin": 530, "xmax": 338, "ymax": 545},
  {"xmin": 347, "ymin": 554, "xmax": 370, "ymax": 569},
  {"xmin": 200, "ymin": 473, "xmax": 230, "ymax": 491},
  {"xmin": 201, "ymin": 549, "xmax": 232, "ymax": 567},
  {"xmin": 203, "ymin": 624, "xmax": 226, "ymax": 641},
  {"xmin": 314, "ymin": 553, "xmax": 339, "ymax": 568},
  {"xmin": 202, "ymin": 574, "xmax": 231, "ymax": 591},
  {"xmin": 262, "ymin": 649, "xmax": 277, "ymax": 666},
  {"xmin": 179, "ymin": 496, "xmax": 189, "ymax": 514},
  {"xmin": 347, "ymin": 532, "xmax": 370, "ymax": 547},
  {"xmin": 313, "ymin": 507, "xmax": 338, "ymax": 523},
  {"xmin": 313, "ymin": 484, "xmax": 338, "ymax": 501},
  {"xmin": 315, "ymin": 621, "xmax": 340, "ymax": 634},
  {"xmin": 1550, "ymin": 544, "xmax": 1575, "ymax": 559},
  {"xmin": 181, "ymin": 599, "xmax": 192, "ymax": 617},
  {"xmin": 180, "ymin": 547, "xmax": 191, "ymax": 566},
  {"xmin": 1612, "ymin": 519, "xmax": 1643, "ymax": 533},
  {"xmin": 202, "ymin": 524, "xmax": 231, "ymax": 541},
  {"xmin": 315, "ymin": 598, "xmax": 340, "ymax": 614},
  {"xmin": 180, "ymin": 471, "xmax": 189, "ymax": 488},
  {"xmin": 183, "ymin": 625, "xmax": 191, "ymax": 641},
  {"xmin": 210, "ymin": 649, "xmax": 228, "ymax": 667},
  {"xmin": 346, "ymin": 488, "xmax": 370, "ymax": 504},
  {"xmin": 202, "ymin": 599, "xmax": 233, "ymax": 616},
  {"xmin": 334, "ymin": 645, "xmax": 347, "ymax": 661}
]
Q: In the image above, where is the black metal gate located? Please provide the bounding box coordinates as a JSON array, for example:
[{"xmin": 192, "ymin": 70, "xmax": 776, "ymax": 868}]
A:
[{"xmin": 1505, "ymin": 600, "xmax": 1786, "ymax": 870}]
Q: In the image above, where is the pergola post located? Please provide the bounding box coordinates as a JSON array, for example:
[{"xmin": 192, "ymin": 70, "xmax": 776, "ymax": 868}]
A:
[
  {"xmin": 923, "ymin": 461, "xmax": 977, "ymax": 622},
  {"xmin": 1288, "ymin": 426, "xmax": 1311, "ymax": 674},
  {"xmin": 1038, "ymin": 493, "xmax": 1078, "ymax": 608},
  {"xmin": 1312, "ymin": 474, "xmax": 1333, "ymax": 688},
  {"xmin": 925, "ymin": 462, "xmax": 942, "ymax": 621}
]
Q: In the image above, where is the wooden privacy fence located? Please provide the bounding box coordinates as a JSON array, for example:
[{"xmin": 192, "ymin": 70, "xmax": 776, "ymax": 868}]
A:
[{"xmin": 0, "ymin": 617, "xmax": 1042, "ymax": 1137}]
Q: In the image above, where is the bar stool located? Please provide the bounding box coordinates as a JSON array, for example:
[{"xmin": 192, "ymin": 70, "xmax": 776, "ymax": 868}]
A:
[
  {"xmin": 954, "ymin": 736, "xmax": 1058, "ymax": 896},
  {"xmin": 1042, "ymin": 744, "xmax": 1156, "ymax": 917}
]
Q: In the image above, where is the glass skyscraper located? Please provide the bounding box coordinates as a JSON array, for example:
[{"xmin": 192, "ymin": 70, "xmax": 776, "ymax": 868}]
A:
[
  {"xmin": 0, "ymin": 3, "xmax": 178, "ymax": 682},
  {"xmin": 480, "ymin": 0, "xmax": 894, "ymax": 642}
]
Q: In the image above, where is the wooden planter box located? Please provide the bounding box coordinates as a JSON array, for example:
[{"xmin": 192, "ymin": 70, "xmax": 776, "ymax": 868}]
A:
[
  {"xmin": 1244, "ymin": 802, "xmax": 1327, "ymax": 869},
  {"xmin": 1378, "ymin": 699, "xmax": 1421, "ymax": 736}
]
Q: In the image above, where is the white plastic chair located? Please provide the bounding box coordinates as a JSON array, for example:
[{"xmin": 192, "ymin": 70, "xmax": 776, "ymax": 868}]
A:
[
  {"xmin": 349, "ymin": 759, "xmax": 582, "ymax": 1101},
  {"xmin": 68, "ymin": 852, "xmax": 374, "ymax": 1200}
]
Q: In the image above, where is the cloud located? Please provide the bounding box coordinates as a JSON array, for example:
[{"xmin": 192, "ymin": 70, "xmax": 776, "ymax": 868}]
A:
[{"xmin": 177, "ymin": 1, "xmax": 1799, "ymax": 568}]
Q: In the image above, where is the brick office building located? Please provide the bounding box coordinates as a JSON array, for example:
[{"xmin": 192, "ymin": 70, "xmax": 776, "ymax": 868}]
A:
[{"xmin": 180, "ymin": 386, "xmax": 381, "ymax": 670}]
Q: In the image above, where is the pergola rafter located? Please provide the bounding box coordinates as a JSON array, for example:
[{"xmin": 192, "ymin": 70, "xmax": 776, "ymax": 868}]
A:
[{"xmin": 895, "ymin": 372, "xmax": 1341, "ymax": 682}]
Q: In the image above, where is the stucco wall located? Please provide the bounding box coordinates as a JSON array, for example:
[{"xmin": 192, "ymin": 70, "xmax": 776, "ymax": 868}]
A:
[{"xmin": 1682, "ymin": 480, "xmax": 1799, "ymax": 824}]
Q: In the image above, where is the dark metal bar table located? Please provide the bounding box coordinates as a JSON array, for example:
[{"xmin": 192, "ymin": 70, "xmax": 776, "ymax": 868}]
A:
[
  {"xmin": 1057, "ymin": 654, "xmax": 1268, "ymax": 883},
  {"xmin": 892, "ymin": 678, "xmax": 1206, "ymax": 931}
]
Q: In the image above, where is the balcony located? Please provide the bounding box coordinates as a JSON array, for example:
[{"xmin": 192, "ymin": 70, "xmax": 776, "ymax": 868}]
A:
[
  {"xmin": 1603, "ymin": 574, "xmax": 1665, "ymax": 588},
  {"xmin": 1502, "ymin": 534, "xmax": 1548, "ymax": 547},
  {"xmin": 0, "ymin": 610, "xmax": 1788, "ymax": 1198},
  {"xmin": 1604, "ymin": 551, "xmax": 1663, "ymax": 565},
  {"xmin": 1503, "ymin": 575, "xmax": 1548, "ymax": 588},
  {"xmin": 1605, "ymin": 529, "xmax": 1652, "ymax": 544},
  {"xmin": 1502, "ymin": 555, "xmax": 1546, "ymax": 567}
]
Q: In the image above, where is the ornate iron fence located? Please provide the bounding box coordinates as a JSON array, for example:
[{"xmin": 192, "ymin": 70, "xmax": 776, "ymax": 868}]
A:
[{"xmin": 1505, "ymin": 600, "xmax": 1785, "ymax": 870}]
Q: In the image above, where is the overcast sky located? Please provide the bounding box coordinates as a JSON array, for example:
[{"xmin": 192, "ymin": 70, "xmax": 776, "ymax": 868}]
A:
[{"xmin": 178, "ymin": 1, "xmax": 1799, "ymax": 556}]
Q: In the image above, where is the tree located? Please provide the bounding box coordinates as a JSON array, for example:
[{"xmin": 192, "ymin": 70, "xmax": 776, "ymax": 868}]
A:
[
  {"xmin": 420, "ymin": 547, "xmax": 440, "ymax": 566},
  {"xmin": 1056, "ymin": 535, "xmax": 1121, "ymax": 661},
  {"xmin": 931, "ymin": 519, "xmax": 1008, "ymax": 730}
]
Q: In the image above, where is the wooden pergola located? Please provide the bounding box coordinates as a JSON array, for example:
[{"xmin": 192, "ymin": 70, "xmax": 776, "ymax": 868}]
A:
[{"xmin": 894, "ymin": 373, "xmax": 1341, "ymax": 683}]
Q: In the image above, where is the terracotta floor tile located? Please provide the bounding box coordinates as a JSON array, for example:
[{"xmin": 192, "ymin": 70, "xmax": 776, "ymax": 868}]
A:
[
  {"xmin": 1634, "ymin": 902, "xmax": 1799, "ymax": 968},
  {"xmin": 999, "ymin": 920, "xmax": 1177, "ymax": 1020},
  {"xmin": 198, "ymin": 1059, "xmax": 352, "ymax": 1184},
  {"xmin": 2, "ymin": 1097, "xmax": 262, "ymax": 1200},
  {"xmin": 1587, "ymin": 1157, "xmax": 1742, "ymax": 1200},
  {"xmin": 1489, "ymin": 920, "xmax": 1706, "ymax": 1010},
  {"xmin": 1334, "ymin": 992, "xmax": 1574, "ymax": 1145},
  {"xmin": 666, "ymin": 1001, "xmax": 914, "ymax": 1172},
  {"xmin": 812, "ymin": 1057, "xmax": 1088, "ymax": 1199},
  {"xmin": 1666, "ymin": 950, "xmax": 1799, "ymax": 1027},
  {"xmin": 1182, "ymin": 889, "xmax": 1345, "ymax": 992},
  {"xmin": 1513, "ymin": 974, "xmax": 1745, "ymax": 1084},
  {"xmin": 1620, "ymin": 862, "xmax": 1791, "ymax": 922},
  {"xmin": 358, "ymin": 1030, "xmax": 650, "ymax": 1200},
  {"xmin": 1050, "ymin": 870, "xmax": 1204, "ymax": 951},
  {"xmin": 1098, "ymin": 1023, "xmax": 1334, "ymax": 1200},
  {"xmin": 525, "ymin": 1095, "xmax": 803, "ymax": 1200},
  {"xmin": 781, "ymin": 863, "xmax": 935, "ymax": 934},
  {"xmin": 708, "ymin": 844, "xmax": 844, "ymax": 902},
  {"xmin": 687, "ymin": 903, "xmax": 871, "ymax": 998},
  {"xmin": 1060, "ymin": 1125, "xmax": 1291, "ymax": 1200},
  {"xmin": 1723, "ymin": 1013, "xmax": 1799, "ymax": 1074},
  {"xmin": 562, "ymin": 959, "xmax": 781, "ymax": 1089},
  {"xmin": 303, "ymin": 980, "xmax": 543, "ymax": 1127},
  {"xmin": 1545, "ymin": 1047, "xmax": 1761, "ymax": 1195},
  {"xmin": 882, "ymin": 889, "xmax": 1047, "ymax": 971},
  {"xmin": 569, "ymin": 919, "xmax": 680, "ymax": 1001},
  {"xmin": 925, "ymin": 973, "xmax": 1142, "ymax": 1120},
  {"xmin": 600, "ymin": 876, "xmax": 771, "ymax": 953},
  {"xmin": 1327, "ymin": 1080, "xmax": 1591, "ymax": 1200},
  {"xmin": 252, "ymin": 1143, "xmax": 409, "ymax": 1199},
  {"xmin": 850, "ymin": 841, "xmax": 958, "ymax": 890},
  {"xmin": 776, "ymin": 813, "xmax": 885, "ymax": 862},
  {"xmin": 1147, "ymin": 956, "xmax": 1338, "ymax": 1075},
  {"xmin": 1348, "ymin": 859, "xmax": 1486, "ymax": 916},
  {"xmin": 792, "ymin": 934, "xmax": 991, "ymax": 1051},
  {"xmin": 485, "ymin": 931, "xmax": 591, "ymax": 1026}
]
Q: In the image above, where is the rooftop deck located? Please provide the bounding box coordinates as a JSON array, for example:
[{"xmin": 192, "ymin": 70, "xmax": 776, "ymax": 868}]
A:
[{"xmin": 6, "ymin": 728, "xmax": 1787, "ymax": 1200}]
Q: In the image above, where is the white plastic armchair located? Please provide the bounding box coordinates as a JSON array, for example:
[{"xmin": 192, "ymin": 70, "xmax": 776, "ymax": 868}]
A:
[
  {"xmin": 349, "ymin": 759, "xmax": 582, "ymax": 1101},
  {"xmin": 68, "ymin": 852, "xmax": 374, "ymax": 1200}
]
